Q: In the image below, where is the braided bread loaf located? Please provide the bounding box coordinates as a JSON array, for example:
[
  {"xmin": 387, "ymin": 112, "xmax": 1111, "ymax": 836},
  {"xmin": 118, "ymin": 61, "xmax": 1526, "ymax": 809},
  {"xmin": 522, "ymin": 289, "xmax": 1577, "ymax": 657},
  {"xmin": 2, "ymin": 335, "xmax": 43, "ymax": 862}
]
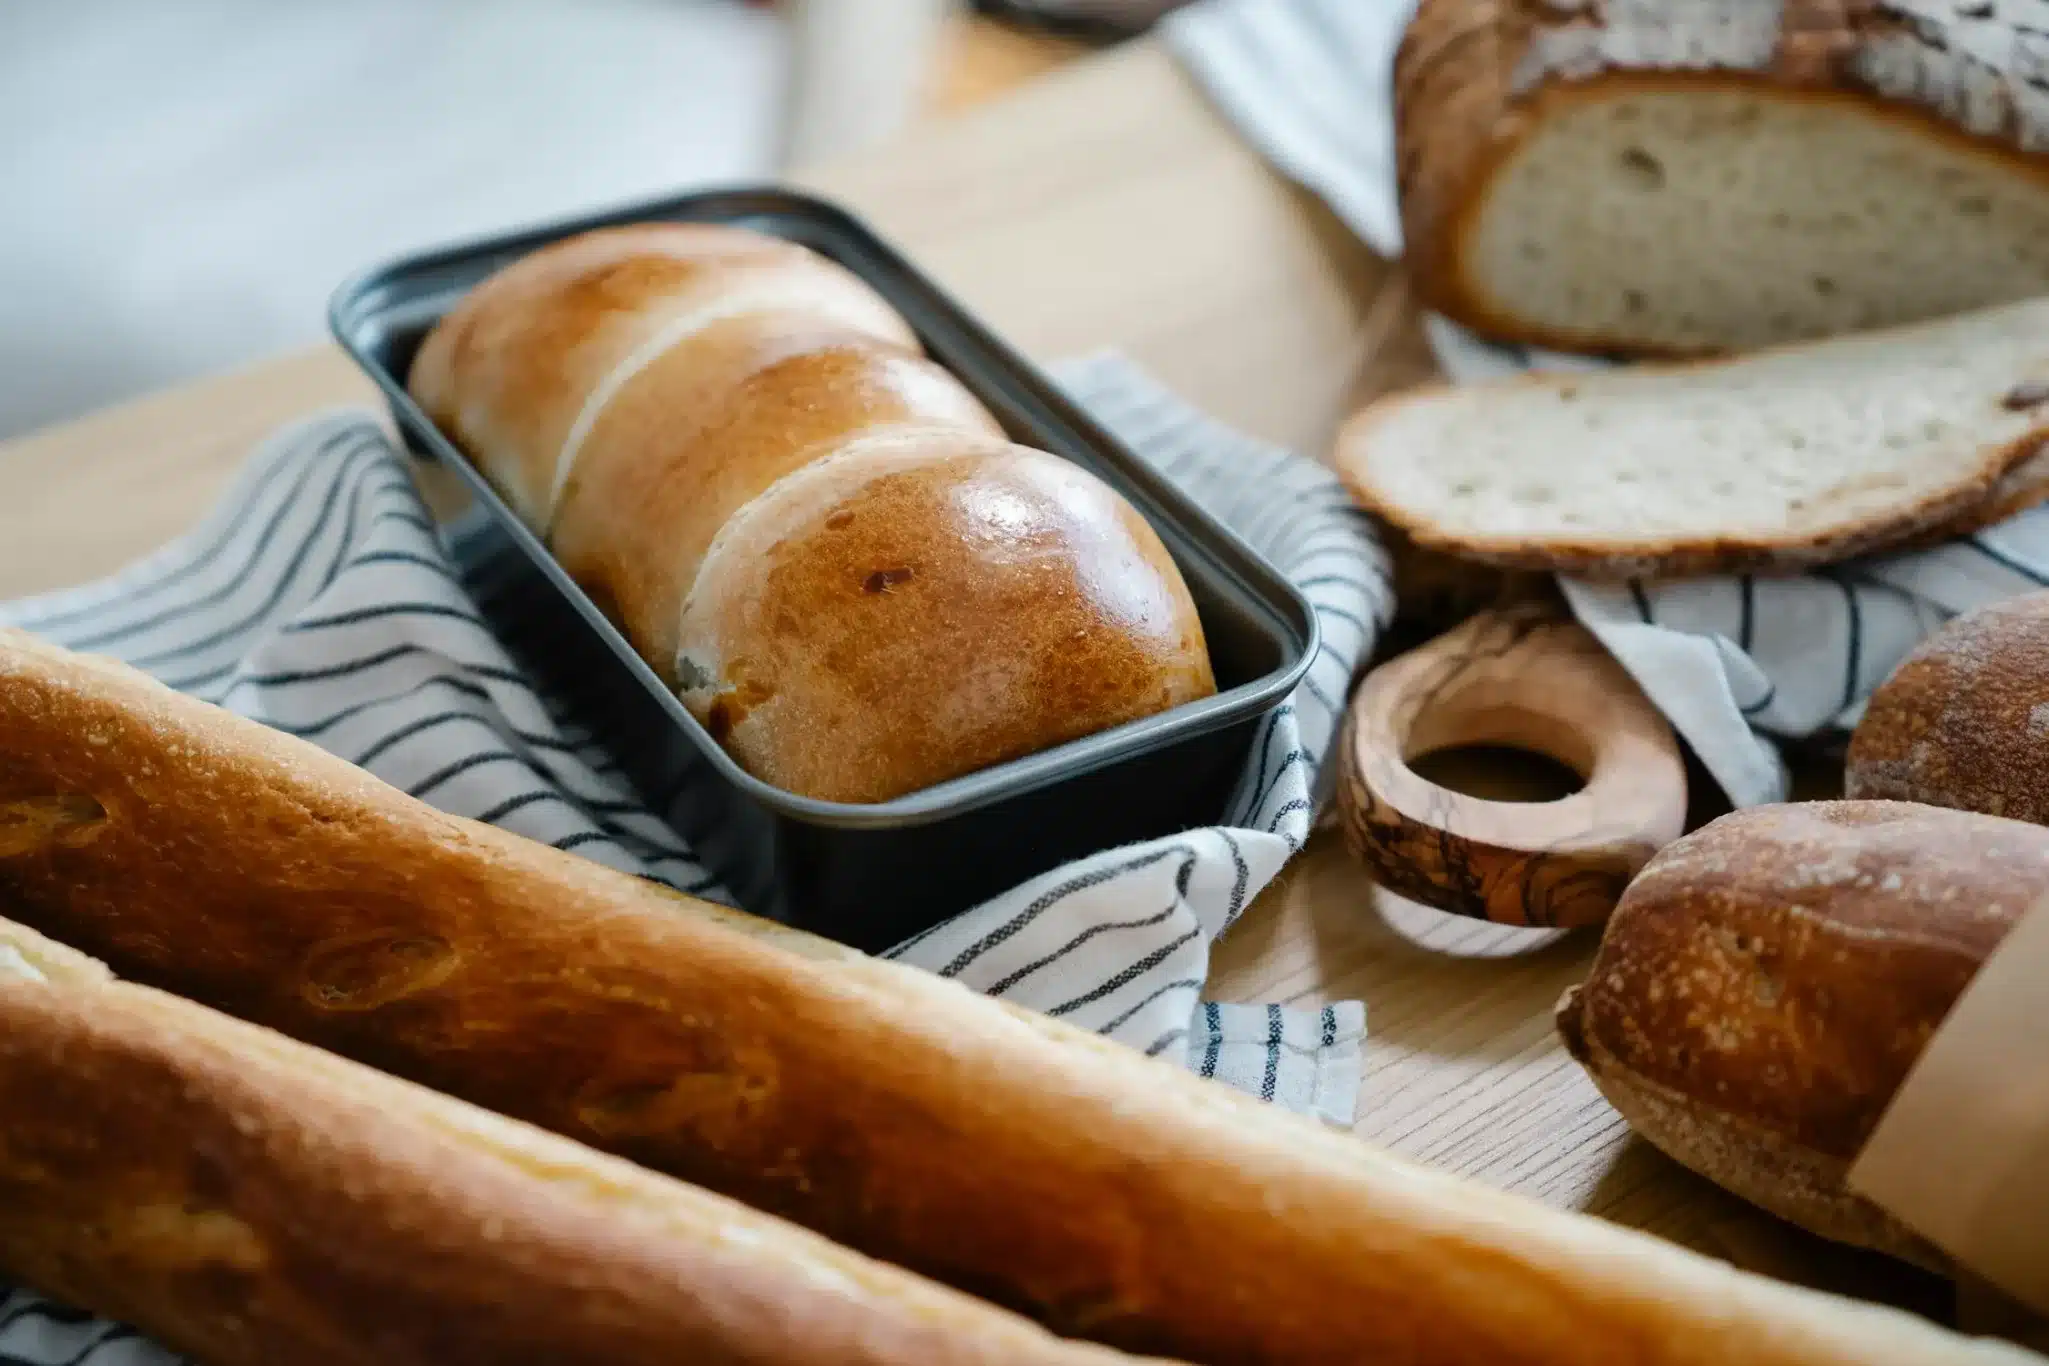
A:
[{"xmin": 409, "ymin": 224, "xmax": 1215, "ymax": 803}]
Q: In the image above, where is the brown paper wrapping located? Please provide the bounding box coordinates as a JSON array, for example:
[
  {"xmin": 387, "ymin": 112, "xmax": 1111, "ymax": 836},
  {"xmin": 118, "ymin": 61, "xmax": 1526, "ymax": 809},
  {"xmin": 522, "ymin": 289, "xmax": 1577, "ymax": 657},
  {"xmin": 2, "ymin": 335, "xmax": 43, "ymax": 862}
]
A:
[{"xmin": 1847, "ymin": 896, "xmax": 2049, "ymax": 1318}]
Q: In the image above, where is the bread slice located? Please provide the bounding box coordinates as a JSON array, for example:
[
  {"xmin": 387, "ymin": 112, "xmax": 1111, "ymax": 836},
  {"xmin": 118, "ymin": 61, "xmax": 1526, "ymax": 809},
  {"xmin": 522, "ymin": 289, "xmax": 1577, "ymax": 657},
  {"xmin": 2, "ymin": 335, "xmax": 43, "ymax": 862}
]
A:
[
  {"xmin": 1396, "ymin": 0, "xmax": 2049, "ymax": 357},
  {"xmin": 1336, "ymin": 300, "xmax": 2049, "ymax": 578},
  {"xmin": 1899, "ymin": 446, "xmax": 2049, "ymax": 550}
]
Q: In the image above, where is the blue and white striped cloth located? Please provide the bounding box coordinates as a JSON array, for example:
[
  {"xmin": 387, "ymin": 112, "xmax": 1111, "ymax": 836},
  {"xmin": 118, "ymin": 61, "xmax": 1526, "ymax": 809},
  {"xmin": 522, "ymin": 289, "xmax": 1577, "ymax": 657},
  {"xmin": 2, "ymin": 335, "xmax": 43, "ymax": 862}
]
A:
[
  {"xmin": 0, "ymin": 349, "xmax": 1389, "ymax": 1366},
  {"xmin": 1166, "ymin": 0, "xmax": 2049, "ymax": 806}
]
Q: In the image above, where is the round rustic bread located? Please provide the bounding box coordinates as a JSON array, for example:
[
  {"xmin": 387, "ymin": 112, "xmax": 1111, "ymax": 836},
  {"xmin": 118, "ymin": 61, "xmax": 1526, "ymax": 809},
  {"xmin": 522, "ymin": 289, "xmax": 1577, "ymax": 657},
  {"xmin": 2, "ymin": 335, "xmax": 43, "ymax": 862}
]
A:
[
  {"xmin": 1558, "ymin": 800, "xmax": 2043, "ymax": 1268},
  {"xmin": 1846, "ymin": 591, "xmax": 2049, "ymax": 823}
]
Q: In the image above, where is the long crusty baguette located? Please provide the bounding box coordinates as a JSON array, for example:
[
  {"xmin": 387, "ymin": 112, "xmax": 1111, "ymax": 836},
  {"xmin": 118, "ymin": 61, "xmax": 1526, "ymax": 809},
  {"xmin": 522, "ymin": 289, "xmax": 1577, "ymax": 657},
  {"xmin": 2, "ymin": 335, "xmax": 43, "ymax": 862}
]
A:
[
  {"xmin": 0, "ymin": 918, "xmax": 1165, "ymax": 1366},
  {"xmin": 0, "ymin": 626, "xmax": 2032, "ymax": 1366}
]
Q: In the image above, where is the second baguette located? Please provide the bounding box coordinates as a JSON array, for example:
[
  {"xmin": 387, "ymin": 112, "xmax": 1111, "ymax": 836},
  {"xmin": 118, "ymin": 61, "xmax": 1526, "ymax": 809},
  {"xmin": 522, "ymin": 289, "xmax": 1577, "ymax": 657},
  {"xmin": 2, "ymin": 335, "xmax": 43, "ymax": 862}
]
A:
[
  {"xmin": 0, "ymin": 626, "xmax": 2029, "ymax": 1366},
  {"xmin": 0, "ymin": 919, "xmax": 1161, "ymax": 1366}
]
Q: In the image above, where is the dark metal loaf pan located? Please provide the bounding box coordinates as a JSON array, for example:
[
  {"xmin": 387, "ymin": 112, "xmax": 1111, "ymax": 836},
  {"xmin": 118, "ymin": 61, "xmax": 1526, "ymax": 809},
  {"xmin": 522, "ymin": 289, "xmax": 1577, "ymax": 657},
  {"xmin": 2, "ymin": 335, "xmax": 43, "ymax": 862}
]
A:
[{"xmin": 330, "ymin": 185, "xmax": 1317, "ymax": 954}]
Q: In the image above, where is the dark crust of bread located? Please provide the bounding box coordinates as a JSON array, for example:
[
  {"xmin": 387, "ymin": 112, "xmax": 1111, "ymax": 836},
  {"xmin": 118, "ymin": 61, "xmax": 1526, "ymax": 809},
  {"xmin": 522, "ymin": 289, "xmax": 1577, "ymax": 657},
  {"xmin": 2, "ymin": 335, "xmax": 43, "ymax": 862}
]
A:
[
  {"xmin": 0, "ymin": 628, "xmax": 2017, "ymax": 1366},
  {"xmin": 1847, "ymin": 591, "xmax": 2049, "ymax": 822},
  {"xmin": 1558, "ymin": 801, "xmax": 2039, "ymax": 1262},
  {"xmin": 0, "ymin": 927, "xmax": 1156, "ymax": 1366},
  {"xmin": 1898, "ymin": 449, "xmax": 2049, "ymax": 548},
  {"xmin": 1332, "ymin": 350, "xmax": 2049, "ymax": 579},
  {"xmin": 1395, "ymin": 0, "xmax": 2049, "ymax": 359}
]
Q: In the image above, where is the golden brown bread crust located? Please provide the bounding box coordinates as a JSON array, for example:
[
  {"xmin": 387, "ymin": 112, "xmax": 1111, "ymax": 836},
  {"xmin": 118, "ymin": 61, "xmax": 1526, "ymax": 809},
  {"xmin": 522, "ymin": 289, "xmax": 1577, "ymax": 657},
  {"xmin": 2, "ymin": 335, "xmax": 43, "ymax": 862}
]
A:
[
  {"xmin": 1395, "ymin": 0, "xmax": 2049, "ymax": 358},
  {"xmin": 0, "ymin": 628, "xmax": 2032, "ymax": 1366},
  {"xmin": 1558, "ymin": 801, "xmax": 2040, "ymax": 1266},
  {"xmin": 1847, "ymin": 592, "xmax": 2049, "ymax": 821},
  {"xmin": 407, "ymin": 222, "xmax": 917, "ymax": 525},
  {"xmin": 408, "ymin": 221, "xmax": 1216, "ymax": 802},
  {"xmin": 676, "ymin": 441, "xmax": 1216, "ymax": 802},
  {"xmin": 0, "ymin": 922, "xmax": 1164, "ymax": 1366},
  {"xmin": 552, "ymin": 327, "xmax": 1000, "ymax": 679},
  {"xmin": 1897, "ymin": 450, "xmax": 2049, "ymax": 548}
]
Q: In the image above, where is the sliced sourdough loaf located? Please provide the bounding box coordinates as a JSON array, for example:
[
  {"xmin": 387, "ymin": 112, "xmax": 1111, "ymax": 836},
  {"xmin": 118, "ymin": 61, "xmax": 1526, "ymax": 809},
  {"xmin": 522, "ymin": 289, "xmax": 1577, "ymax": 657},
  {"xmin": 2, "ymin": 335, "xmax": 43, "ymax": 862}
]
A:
[
  {"xmin": 1396, "ymin": 0, "xmax": 2049, "ymax": 357},
  {"xmin": 1336, "ymin": 299, "xmax": 2049, "ymax": 578}
]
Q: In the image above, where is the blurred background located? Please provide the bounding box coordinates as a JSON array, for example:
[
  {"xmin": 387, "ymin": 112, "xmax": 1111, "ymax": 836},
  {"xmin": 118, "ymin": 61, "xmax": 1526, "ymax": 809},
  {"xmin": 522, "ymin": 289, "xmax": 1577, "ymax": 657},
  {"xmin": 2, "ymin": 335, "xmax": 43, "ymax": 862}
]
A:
[{"xmin": 0, "ymin": 0, "xmax": 1190, "ymax": 440}]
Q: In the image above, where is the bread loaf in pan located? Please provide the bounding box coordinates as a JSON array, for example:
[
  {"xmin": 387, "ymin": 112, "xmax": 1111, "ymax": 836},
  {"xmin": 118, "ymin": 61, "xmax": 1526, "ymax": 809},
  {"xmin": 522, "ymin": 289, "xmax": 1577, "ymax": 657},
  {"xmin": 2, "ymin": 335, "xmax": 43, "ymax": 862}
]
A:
[
  {"xmin": 1395, "ymin": 0, "xmax": 2049, "ymax": 358},
  {"xmin": 0, "ymin": 917, "xmax": 1168, "ymax": 1366},
  {"xmin": 407, "ymin": 221, "xmax": 1215, "ymax": 804},
  {"xmin": 0, "ymin": 628, "xmax": 2029, "ymax": 1366},
  {"xmin": 1847, "ymin": 591, "xmax": 2049, "ymax": 824},
  {"xmin": 1559, "ymin": 801, "xmax": 2043, "ymax": 1269}
]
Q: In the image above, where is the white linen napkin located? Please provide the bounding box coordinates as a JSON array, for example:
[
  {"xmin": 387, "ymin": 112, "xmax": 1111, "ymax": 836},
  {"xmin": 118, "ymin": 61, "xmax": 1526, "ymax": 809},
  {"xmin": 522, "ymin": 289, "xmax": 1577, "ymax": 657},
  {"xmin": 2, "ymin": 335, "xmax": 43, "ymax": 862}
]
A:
[
  {"xmin": 0, "ymin": 350, "xmax": 1389, "ymax": 1366},
  {"xmin": 1164, "ymin": 0, "xmax": 2049, "ymax": 806}
]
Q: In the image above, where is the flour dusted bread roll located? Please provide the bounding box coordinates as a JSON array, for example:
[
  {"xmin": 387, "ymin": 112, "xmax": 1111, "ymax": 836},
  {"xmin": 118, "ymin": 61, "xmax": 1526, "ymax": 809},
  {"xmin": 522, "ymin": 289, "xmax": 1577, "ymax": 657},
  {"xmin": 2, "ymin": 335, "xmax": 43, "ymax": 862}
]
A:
[
  {"xmin": 1848, "ymin": 591, "xmax": 2049, "ymax": 821},
  {"xmin": 0, "ymin": 919, "xmax": 1168, "ymax": 1366},
  {"xmin": 408, "ymin": 222, "xmax": 1214, "ymax": 803},
  {"xmin": 1396, "ymin": 0, "xmax": 2049, "ymax": 358}
]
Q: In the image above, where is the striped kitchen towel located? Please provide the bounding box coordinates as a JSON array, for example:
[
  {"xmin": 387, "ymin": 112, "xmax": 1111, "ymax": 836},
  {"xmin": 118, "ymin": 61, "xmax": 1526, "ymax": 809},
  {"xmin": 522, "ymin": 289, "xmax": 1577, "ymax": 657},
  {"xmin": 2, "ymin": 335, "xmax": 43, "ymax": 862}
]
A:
[
  {"xmin": 1164, "ymin": 0, "xmax": 2049, "ymax": 806},
  {"xmin": 0, "ymin": 352, "xmax": 1385, "ymax": 1365},
  {"xmin": 974, "ymin": 0, "xmax": 1194, "ymax": 35}
]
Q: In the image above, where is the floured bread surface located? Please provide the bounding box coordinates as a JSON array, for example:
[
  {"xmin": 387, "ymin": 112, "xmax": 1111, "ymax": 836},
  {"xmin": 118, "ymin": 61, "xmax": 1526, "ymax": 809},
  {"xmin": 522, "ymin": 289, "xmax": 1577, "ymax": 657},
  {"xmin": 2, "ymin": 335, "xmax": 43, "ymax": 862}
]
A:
[
  {"xmin": 1339, "ymin": 299, "xmax": 2049, "ymax": 577},
  {"xmin": 1458, "ymin": 86, "xmax": 2049, "ymax": 356}
]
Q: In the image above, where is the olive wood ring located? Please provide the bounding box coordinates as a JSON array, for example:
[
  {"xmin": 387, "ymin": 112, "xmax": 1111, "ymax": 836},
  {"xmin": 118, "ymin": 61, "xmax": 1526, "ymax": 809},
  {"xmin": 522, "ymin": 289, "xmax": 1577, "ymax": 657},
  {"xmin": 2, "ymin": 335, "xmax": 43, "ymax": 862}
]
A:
[{"xmin": 1335, "ymin": 605, "xmax": 1688, "ymax": 929}]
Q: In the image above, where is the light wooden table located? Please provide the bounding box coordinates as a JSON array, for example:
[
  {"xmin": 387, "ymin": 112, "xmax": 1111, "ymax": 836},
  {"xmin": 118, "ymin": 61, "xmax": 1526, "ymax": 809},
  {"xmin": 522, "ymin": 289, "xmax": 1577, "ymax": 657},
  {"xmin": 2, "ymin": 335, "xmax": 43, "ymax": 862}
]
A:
[{"xmin": 0, "ymin": 36, "xmax": 1945, "ymax": 1322}]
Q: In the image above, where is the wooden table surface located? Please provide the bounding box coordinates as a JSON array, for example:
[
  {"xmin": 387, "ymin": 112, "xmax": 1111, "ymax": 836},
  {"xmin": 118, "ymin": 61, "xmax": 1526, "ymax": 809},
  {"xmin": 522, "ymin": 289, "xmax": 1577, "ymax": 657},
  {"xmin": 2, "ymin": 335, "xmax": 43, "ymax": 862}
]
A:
[{"xmin": 0, "ymin": 35, "xmax": 1945, "ymax": 1322}]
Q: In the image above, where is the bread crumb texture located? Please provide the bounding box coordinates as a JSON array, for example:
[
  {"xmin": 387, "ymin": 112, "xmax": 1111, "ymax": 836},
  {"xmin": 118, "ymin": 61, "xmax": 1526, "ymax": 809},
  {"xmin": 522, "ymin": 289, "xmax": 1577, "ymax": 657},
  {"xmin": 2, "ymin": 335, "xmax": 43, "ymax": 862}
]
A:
[{"xmin": 1342, "ymin": 298, "xmax": 2049, "ymax": 572}]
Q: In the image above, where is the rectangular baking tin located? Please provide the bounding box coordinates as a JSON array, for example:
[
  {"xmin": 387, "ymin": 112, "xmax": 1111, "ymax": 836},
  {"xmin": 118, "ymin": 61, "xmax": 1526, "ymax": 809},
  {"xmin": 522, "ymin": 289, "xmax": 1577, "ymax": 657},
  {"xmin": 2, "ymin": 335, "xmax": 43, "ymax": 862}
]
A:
[{"xmin": 331, "ymin": 185, "xmax": 1317, "ymax": 953}]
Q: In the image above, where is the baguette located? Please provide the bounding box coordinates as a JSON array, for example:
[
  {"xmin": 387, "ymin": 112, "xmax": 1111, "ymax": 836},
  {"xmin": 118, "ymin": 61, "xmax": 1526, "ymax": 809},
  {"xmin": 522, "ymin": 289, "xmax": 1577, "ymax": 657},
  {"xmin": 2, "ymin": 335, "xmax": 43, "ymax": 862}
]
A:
[
  {"xmin": 1395, "ymin": 0, "xmax": 2049, "ymax": 358},
  {"xmin": 0, "ymin": 625, "xmax": 2031, "ymax": 1365},
  {"xmin": 0, "ymin": 918, "xmax": 1164, "ymax": 1366}
]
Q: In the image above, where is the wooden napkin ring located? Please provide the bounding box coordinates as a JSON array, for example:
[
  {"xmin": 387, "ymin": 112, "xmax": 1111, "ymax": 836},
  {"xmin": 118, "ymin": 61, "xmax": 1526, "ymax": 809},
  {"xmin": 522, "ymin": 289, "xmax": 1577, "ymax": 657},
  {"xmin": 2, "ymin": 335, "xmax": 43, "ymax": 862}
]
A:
[{"xmin": 1335, "ymin": 604, "xmax": 1688, "ymax": 929}]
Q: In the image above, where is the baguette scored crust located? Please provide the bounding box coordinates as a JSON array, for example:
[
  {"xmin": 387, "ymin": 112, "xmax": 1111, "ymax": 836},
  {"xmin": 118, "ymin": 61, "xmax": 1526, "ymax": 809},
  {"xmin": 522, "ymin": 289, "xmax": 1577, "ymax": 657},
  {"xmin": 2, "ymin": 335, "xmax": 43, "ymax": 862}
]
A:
[
  {"xmin": 1396, "ymin": 0, "xmax": 2049, "ymax": 358},
  {"xmin": 0, "ymin": 627, "xmax": 2033, "ymax": 1365},
  {"xmin": 0, "ymin": 920, "xmax": 1165, "ymax": 1366}
]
